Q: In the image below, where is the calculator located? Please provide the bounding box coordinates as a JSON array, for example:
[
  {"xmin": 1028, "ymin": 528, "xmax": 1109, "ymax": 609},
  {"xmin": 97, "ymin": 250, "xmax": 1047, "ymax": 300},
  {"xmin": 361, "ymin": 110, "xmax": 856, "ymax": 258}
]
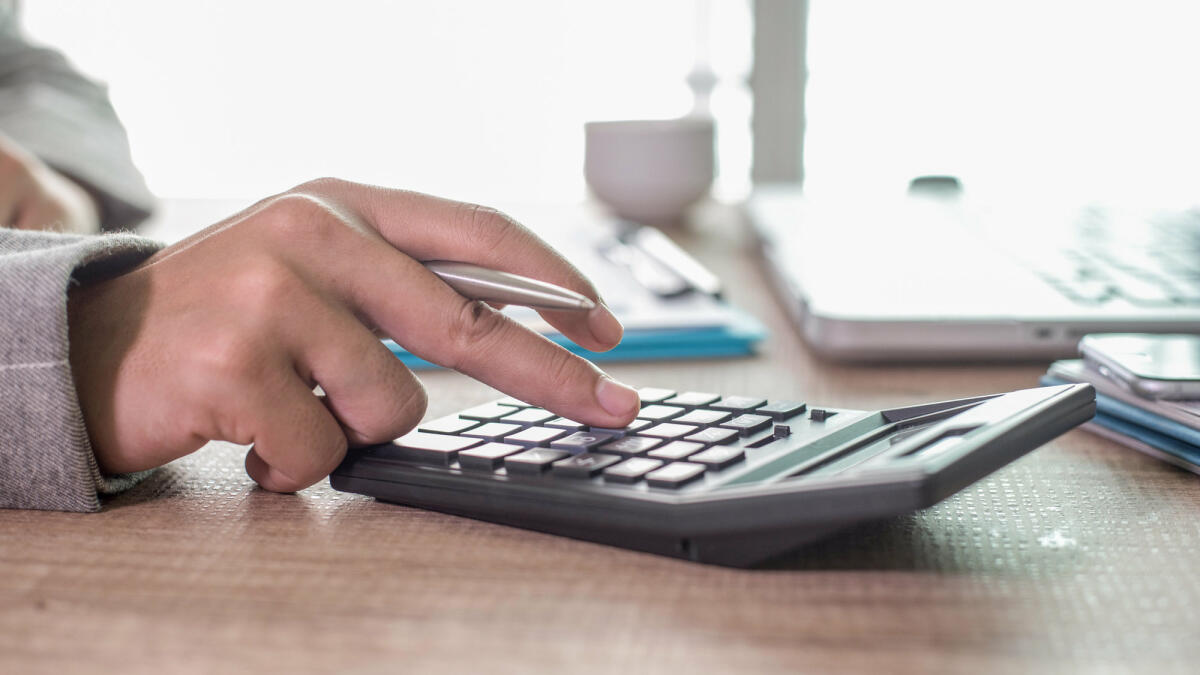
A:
[{"xmin": 330, "ymin": 383, "xmax": 1095, "ymax": 567}]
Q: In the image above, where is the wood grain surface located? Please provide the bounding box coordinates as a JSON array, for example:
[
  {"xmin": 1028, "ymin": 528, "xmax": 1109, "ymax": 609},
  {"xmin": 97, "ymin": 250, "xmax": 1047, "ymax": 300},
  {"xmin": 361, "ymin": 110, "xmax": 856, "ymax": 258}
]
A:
[{"xmin": 3, "ymin": 205, "xmax": 1198, "ymax": 674}]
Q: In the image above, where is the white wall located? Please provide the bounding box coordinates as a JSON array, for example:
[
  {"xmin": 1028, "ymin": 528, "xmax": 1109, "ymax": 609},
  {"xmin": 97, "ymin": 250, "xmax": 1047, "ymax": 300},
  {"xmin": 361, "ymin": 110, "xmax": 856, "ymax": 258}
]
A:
[
  {"xmin": 24, "ymin": 1, "xmax": 751, "ymax": 204},
  {"xmin": 805, "ymin": 0, "xmax": 1200, "ymax": 205}
]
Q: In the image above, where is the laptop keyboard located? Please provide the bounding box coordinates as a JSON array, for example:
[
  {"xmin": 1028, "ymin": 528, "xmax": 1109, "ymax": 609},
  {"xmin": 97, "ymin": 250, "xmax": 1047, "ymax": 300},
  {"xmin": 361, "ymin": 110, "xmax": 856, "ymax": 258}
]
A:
[
  {"xmin": 1029, "ymin": 208, "xmax": 1200, "ymax": 307},
  {"xmin": 370, "ymin": 388, "xmax": 822, "ymax": 490}
]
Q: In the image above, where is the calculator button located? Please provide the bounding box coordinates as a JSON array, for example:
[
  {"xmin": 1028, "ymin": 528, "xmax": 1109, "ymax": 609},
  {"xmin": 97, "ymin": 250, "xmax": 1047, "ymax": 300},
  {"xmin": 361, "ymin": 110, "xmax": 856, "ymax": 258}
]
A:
[
  {"xmin": 552, "ymin": 452, "xmax": 622, "ymax": 478},
  {"xmin": 689, "ymin": 446, "xmax": 745, "ymax": 470},
  {"xmin": 382, "ymin": 431, "xmax": 482, "ymax": 466},
  {"xmin": 719, "ymin": 414, "xmax": 773, "ymax": 437},
  {"xmin": 759, "ymin": 401, "xmax": 807, "ymax": 420},
  {"xmin": 645, "ymin": 462, "xmax": 706, "ymax": 488},
  {"xmin": 545, "ymin": 417, "xmax": 586, "ymax": 431},
  {"xmin": 460, "ymin": 402, "xmax": 522, "ymax": 421},
  {"xmin": 640, "ymin": 422, "xmax": 701, "ymax": 439},
  {"xmin": 602, "ymin": 457, "xmax": 664, "ymax": 483},
  {"xmin": 635, "ymin": 404, "xmax": 686, "ymax": 421},
  {"xmin": 684, "ymin": 427, "xmax": 739, "ymax": 445},
  {"xmin": 495, "ymin": 396, "xmax": 531, "ymax": 408},
  {"xmin": 709, "ymin": 396, "xmax": 766, "ymax": 412},
  {"xmin": 503, "ymin": 426, "xmax": 568, "ymax": 446},
  {"xmin": 596, "ymin": 436, "xmax": 662, "ymax": 457},
  {"xmin": 673, "ymin": 409, "xmax": 732, "ymax": 426},
  {"xmin": 549, "ymin": 431, "xmax": 618, "ymax": 452},
  {"xmin": 505, "ymin": 448, "xmax": 570, "ymax": 474},
  {"xmin": 663, "ymin": 392, "xmax": 720, "ymax": 408},
  {"xmin": 637, "ymin": 387, "xmax": 676, "ymax": 403},
  {"xmin": 647, "ymin": 440, "xmax": 704, "ymax": 461},
  {"xmin": 809, "ymin": 408, "xmax": 837, "ymax": 422},
  {"xmin": 458, "ymin": 442, "xmax": 524, "ymax": 471},
  {"xmin": 418, "ymin": 415, "xmax": 480, "ymax": 435},
  {"xmin": 461, "ymin": 422, "xmax": 522, "ymax": 440},
  {"xmin": 590, "ymin": 418, "xmax": 652, "ymax": 435},
  {"xmin": 500, "ymin": 408, "xmax": 556, "ymax": 425}
]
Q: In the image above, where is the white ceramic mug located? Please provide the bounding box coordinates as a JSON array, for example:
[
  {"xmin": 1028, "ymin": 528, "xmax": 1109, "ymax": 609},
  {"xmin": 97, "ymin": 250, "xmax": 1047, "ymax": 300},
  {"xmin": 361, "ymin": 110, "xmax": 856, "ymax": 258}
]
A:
[{"xmin": 584, "ymin": 117, "xmax": 715, "ymax": 226}]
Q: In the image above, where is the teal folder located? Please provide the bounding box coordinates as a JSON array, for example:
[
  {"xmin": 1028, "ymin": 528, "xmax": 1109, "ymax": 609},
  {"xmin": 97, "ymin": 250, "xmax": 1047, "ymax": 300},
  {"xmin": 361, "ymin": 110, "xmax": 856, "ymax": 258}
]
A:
[{"xmin": 384, "ymin": 307, "xmax": 765, "ymax": 370}]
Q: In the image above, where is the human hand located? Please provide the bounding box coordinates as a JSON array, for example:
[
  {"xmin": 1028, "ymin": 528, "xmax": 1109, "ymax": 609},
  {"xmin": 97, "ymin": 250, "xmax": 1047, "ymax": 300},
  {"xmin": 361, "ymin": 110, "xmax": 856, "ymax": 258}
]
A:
[
  {"xmin": 0, "ymin": 133, "xmax": 100, "ymax": 233},
  {"xmin": 67, "ymin": 178, "xmax": 639, "ymax": 492}
]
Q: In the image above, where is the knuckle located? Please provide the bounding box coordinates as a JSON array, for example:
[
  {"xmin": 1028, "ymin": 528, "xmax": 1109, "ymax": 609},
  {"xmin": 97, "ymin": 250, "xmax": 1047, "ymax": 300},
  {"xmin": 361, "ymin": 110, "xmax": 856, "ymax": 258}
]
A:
[
  {"xmin": 442, "ymin": 298, "xmax": 507, "ymax": 369},
  {"xmin": 234, "ymin": 258, "xmax": 304, "ymax": 315},
  {"xmin": 294, "ymin": 176, "xmax": 353, "ymax": 194},
  {"xmin": 193, "ymin": 331, "xmax": 267, "ymax": 391},
  {"xmin": 544, "ymin": 346, "xmax": 584, "ymax": 393},
  {"xmin": 257, "ymin": 192, "xmax": 344, "ymax": 242},
  {"xmin": 456, "ymin": 202, "xmax": 524, "ymax": 251},
  {"xmin": 392, "ymin": 381, "xmax": 428, "ymax": 434}
]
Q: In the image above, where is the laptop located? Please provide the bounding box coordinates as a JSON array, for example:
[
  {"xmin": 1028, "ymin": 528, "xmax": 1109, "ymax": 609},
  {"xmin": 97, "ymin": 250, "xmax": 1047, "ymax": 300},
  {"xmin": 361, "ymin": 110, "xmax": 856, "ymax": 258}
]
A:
[{"xmin": 747, "ymin": 184, "xmax": 1200, "ymax": 361}]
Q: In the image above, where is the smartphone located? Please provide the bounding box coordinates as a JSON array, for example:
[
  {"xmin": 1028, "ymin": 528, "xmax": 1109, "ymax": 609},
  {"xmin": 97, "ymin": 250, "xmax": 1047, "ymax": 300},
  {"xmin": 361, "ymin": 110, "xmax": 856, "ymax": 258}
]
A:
[{"xmin": 1080, "ymin": 333, "xmax": 1200, "ymax": 400}]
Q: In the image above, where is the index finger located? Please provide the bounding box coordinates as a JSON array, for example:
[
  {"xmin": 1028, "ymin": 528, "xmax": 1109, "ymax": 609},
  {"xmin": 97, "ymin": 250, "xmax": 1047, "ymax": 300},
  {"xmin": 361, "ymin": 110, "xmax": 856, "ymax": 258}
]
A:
[{"xmin": 299, "ymin": 179, "xmax": 624, "ymax": 353}]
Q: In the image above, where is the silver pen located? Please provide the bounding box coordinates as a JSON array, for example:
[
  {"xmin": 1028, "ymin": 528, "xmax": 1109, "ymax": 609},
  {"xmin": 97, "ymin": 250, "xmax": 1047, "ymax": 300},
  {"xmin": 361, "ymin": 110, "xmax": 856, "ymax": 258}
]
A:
[{"xmin": 423, "ymin": 260, "xmax": 596, "ymax": 311}]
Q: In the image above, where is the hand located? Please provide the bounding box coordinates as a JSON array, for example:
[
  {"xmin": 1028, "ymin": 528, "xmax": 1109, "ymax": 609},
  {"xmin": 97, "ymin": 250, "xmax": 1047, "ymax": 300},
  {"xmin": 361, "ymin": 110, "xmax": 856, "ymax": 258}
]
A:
[
  {"xmin": 0, "ymin": 133, "xmax": 100, "ymax": 233},
  {"xmin": 67, "ymin": 178, "xmax": 640, "ymax": 492}
]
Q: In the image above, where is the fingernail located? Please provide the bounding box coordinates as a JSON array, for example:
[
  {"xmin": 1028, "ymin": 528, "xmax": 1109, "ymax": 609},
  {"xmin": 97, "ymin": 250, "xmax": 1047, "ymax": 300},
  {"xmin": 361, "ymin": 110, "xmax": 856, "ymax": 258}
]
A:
[
  {"xmin": 595, "ymin": 375, "xmax": 639, "ymax": 418},
  {"xmin": 587, "ymin": 302, "xmax": 624, "ymax": 347}
]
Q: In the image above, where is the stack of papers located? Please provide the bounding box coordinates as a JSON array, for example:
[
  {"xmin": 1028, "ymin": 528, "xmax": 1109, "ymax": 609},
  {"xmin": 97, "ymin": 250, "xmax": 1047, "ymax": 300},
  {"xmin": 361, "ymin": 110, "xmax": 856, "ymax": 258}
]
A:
[
  {"xmin": 384, "ymin": 204, "xmax": 766, "ymax": 368},
  {"xmin": 1041, "ymin": 360, "xmax": 1200, "ymax": 473}
]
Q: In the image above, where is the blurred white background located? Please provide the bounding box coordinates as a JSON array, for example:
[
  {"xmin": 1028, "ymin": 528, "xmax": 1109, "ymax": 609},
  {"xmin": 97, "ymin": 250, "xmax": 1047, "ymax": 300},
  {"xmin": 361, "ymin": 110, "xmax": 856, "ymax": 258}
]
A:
[
  {"xmin": 24, "ymin": 0, "xmax": 752, "ymax": 203},
  {"xmin": 23, "ymin": 1, "xmax": 1200, "ymax": 208},
  {"xmin": 806, "ymin": 0, "xmax": 1200, "ymax": 205}
]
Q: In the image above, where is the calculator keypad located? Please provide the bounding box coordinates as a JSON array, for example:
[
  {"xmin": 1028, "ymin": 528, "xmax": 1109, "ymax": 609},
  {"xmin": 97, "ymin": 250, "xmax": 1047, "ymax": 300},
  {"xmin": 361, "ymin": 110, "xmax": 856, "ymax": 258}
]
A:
[{"xmin": 383, "ymin": 389, "xmax": 821, "ymax": 490}]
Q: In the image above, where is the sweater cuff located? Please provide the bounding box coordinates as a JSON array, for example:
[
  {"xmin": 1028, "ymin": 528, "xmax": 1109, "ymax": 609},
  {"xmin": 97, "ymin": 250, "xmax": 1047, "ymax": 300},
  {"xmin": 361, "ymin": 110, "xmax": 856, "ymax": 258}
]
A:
[{"xmin": 0, "ymin": 230, "xmax": 162, "ymax": 511}]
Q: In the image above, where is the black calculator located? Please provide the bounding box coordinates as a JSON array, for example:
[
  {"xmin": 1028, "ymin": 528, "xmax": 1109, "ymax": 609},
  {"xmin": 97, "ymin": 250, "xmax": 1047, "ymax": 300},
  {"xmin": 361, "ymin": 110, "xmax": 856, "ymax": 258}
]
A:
[{"xmin": 330, "ymin": 383, "xmax": 1095, "ymax": 567}]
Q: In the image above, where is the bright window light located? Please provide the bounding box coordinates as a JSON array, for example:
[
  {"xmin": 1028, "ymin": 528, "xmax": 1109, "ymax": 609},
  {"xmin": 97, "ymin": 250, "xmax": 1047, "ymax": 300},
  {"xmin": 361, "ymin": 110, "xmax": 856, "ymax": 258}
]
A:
[
  {"xmin": 24, "ymin": 1, "xmax": 751, "ymax": 205},
  {"xmin": 806, "ymin": 0, "xmax": 1200, "ymax": 205}
]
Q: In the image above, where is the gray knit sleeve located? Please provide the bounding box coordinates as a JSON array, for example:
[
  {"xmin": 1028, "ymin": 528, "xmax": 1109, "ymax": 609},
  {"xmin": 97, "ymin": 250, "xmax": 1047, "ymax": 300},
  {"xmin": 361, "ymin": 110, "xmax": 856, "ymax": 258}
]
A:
[{"xmin": 0, "ymin": 228, "xmax": 162, "ymax": 511}]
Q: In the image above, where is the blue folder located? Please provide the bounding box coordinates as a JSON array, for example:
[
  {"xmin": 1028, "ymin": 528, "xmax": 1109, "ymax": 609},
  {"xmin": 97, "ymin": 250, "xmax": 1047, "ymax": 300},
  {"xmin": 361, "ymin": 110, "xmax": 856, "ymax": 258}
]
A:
[
  {"xmin": 1041, "ymin": 374, "xmax": 1200, "ymax": 467},
  {"xmin": 384, "ymin": 307, "xmax": 766, "ymax": 370}
]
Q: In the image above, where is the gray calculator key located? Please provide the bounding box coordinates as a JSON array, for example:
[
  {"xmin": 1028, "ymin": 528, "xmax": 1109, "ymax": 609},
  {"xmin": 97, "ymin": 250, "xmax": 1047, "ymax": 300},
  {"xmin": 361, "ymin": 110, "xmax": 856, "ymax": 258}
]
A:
[
  {"xmin": 710, "ymin": 396, "xmax": 766, "ymax": 412},
  {"xmin": 458, "ymin": 442, "xmax": 524, "ymax": 471},
  {"xmin": 809, "ymin": 408, "xmax": 837, "ymax": 422},
  {"xmin": 460, "ymin": 402, "xmax": 522, "ymax": 421},
  {"xmin": 501, "ymin": 408, "xmax": 556, "ymax": 425},
  {"xmin": 550, "ymin": 431, "xmax": 618, "ymax": 452},
  {"xmin": 382, "ymin": 431, "xmax": 482, "ymax": 466},
  {"xmin": 685, "ymin": 427, "xmax": 739, "ymax": 445},
  {"xmin": 418, "ymin": 415, "xmax": 480, "ymax": 435},
  {"xmin": 637, "ymin": 387, "xmax": 675, "ymax": 403},
  {"xmin": 545, "ymin": 417, "xmax": 586, "ymax": 431},
  {"xmin": 645, "ymin": 462, "xmax": 706, "ymax": 488},
  {"xmin": 673, "ymin": 409, "xmax": 732, "ymax": 426},
  {"xmin": 640, "ymin": 422, "xmax": 701, "ymax": 439},
  {"xmin": 759, "ymin": 401, "xmax": 807, "ymax": 420},
  {"xmin": 602, "ymin": 457, "xmax": 664, "ymax": 483},
  {"xmin": 647, "ymin": 440, "xmax": 704, "ymax": 461},
  {"xmin": 597, "ymin": 436, "xmax": 662, "ymax": 457},
  {"xmin": 635, "ymin": 404, "xmax": 686, "ymax": 421},
  {"xmin": 504, "ymin": 426, "xmax": 568, "ymax": 446},
  {"xmin": 663, "ymin": 392, "xmax": 720, "ymax": 408},
  {"xmin": 719, "ymin": 414, "xmax": 772, "ymax": 437},
  {"xmin": 690, "ymin": 446, "xmax": 745, "ymax": 469},
  {"xmin": 591, "ymin": 418, "xmax": 651, "ymax": 436},
  {"xmin": 505, "ymin": 448, "xmax": 570, "ymax": 474},
  {"xmin": 461, "ymin": 422, "xmax": 522, "ymax": 440},
  {"xmin": 552, "ymin": 452, "xmax": 622, "ymax": 478}
]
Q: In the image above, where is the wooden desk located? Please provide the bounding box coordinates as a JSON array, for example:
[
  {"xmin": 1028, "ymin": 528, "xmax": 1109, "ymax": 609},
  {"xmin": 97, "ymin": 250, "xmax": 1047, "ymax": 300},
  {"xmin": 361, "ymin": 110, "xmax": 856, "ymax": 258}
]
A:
[{"xmin": 3, "ymin": 207, "xmax": 1198, "ymax": 674}]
